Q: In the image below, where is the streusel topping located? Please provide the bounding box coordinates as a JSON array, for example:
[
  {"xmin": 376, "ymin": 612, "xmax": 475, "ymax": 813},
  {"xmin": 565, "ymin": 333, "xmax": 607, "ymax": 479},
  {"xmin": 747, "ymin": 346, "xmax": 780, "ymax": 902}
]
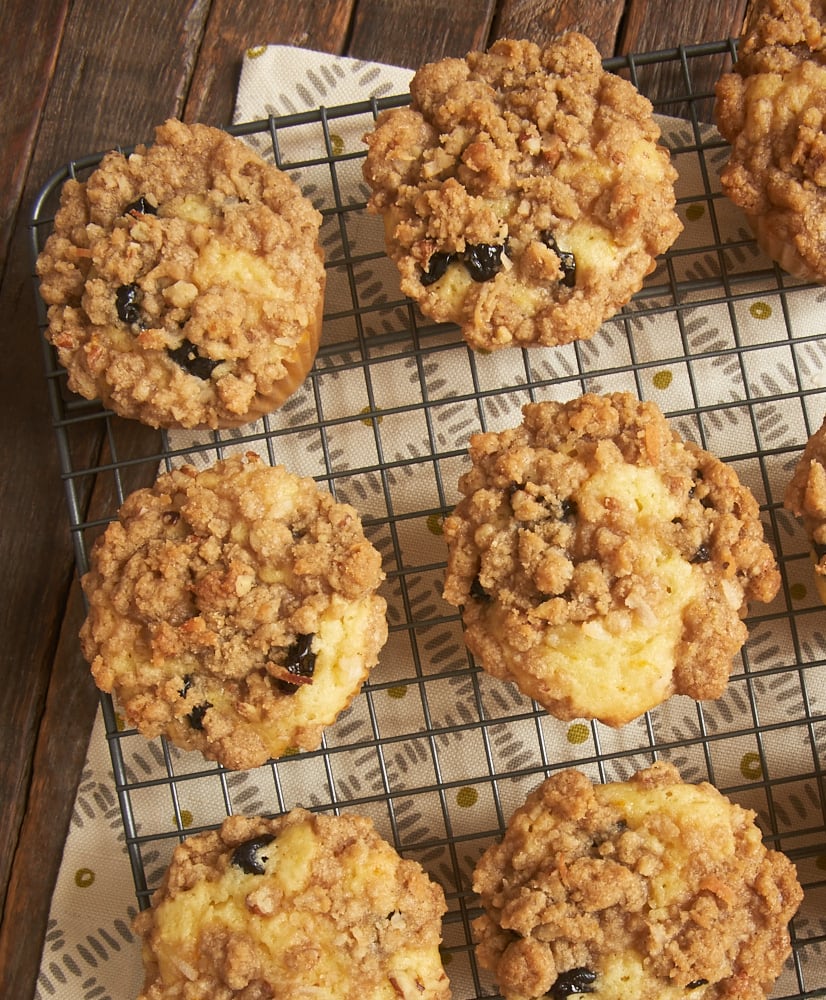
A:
[
  {"xmin": 81, "ymin": 453, "xmax": 387, "ymax": 768},
  {"xmin": 37, "ymin": 118, "xmax": 325, "ymax": 428},
  {"xmin": 443, "ymin": 393, "xmax": 780, "ymax": 724},
  {"xmin": 363, "ymin": 35, "xmax": 681, "ymax": 350}
]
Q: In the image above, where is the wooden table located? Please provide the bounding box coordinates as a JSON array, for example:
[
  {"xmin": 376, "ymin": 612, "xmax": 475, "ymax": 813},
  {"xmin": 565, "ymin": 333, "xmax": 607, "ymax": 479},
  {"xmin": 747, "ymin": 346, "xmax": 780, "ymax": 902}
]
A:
[{"xmin": 0, "ymin": 1, "xmax": 750, "ymax": 995}]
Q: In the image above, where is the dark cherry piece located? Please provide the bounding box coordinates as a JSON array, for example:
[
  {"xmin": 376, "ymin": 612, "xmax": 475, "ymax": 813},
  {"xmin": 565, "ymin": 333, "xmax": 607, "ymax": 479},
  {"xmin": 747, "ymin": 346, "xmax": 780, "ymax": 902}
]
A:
[
  {"xmin": 231, "ymin": 835, "xmax": 275, "ymax": 875},
  {"xmin": 550, "ymin": 967, "xmax": 597, "ymax": 997},
  {"xmin": 465, "ymin": 242, "xmax": 504, "ymax": 282},
  {"xmin": 124, "ymin": 196, "xmax": 158, "ymax": 216},
  {"xmin": 421, "ymin": 251, "xmax": 457, "ymax": 286},
  {"xmin": 116, "ymin": 283, "xmax": 141, "ymax": 325},
  {"xmin": 276, "ymin": 633, "xmax": 317, "ymax": 694},
  {"xmin": 419, "ymin": 243, "xmax": 506, "ymax": 284},
  {"xmin": 178, "ymin": 674, "xmax": 193, "ymax": 698},
  {"xmin": 286, "ymin": 633, "xmax": 316, "ymax": 680},
  {"xmin": 686, "ymin": 980, "xmax": 709, "ymax": 990},
  {"xmin": 186, "ymin": 701, "xmax": 212, "ymax": 730},
  {"xmin": 168, "ymin": 340, "xmax": 222, "ymax": 380},
  {"xmin": 541, "ymin": 233, "xmax": 577, "ymax": 288}
]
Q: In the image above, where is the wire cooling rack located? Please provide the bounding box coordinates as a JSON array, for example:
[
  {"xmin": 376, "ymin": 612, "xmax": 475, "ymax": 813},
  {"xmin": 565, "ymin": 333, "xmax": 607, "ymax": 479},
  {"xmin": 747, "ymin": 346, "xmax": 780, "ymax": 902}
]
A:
[{"xmin": 29, "ymin": 39, "xmax": 826, "ymax": 1000}]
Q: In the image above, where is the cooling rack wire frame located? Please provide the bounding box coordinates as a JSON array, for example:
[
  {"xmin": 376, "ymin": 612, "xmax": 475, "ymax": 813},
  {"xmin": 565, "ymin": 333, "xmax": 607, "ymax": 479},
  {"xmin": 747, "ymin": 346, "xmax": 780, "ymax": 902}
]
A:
[{"xmin": 28, "ymin": 38, "xmax": 826, "ymax": 1000}]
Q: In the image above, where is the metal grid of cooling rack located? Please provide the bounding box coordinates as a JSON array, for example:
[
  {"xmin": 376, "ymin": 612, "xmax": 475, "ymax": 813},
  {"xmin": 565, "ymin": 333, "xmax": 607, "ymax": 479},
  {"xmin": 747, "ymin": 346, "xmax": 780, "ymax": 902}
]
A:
[{"xmin": 29, "ymin": 39, "xmax": 826, "ymax": 1000}]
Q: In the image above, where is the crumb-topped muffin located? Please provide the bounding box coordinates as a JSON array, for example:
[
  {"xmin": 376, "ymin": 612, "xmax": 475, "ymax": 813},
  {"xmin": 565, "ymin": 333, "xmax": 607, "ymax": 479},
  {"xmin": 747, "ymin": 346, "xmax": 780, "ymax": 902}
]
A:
[
  {"xmin": 362, "ymin": 34, "xmax": 682, "ymax": 351},
  {"xmin": 784, "ymin": 412, "xmax": 826, "ymax": 601},
  {"xmin": 36, "ymin": 118, "xmax": 325, "ymax": 428},
  {"xmin": 134, "ymin": 810, "xmax": 451, "ymax": 999},
  {"xmin": 80, "ymin": 453, "xmax": 387, "ymax": 769},
  {"xmin": 472, "ymin": 762, "xmax": 803, "ymax": 1000},
  {"xmin": 442, "ymin": 393, "xmax": 780, "ymax": 725},
  {"xmin": 715, "ymin": 0, "xmax": 826, "ymax": 283}
]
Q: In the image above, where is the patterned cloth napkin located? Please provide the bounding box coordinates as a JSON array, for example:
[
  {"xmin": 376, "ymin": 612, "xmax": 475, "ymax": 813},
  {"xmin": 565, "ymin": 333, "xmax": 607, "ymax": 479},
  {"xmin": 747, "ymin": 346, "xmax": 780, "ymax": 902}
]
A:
[{"xmin": 35, "ymin": 44, "xmax": 826, "ymax": 1000}]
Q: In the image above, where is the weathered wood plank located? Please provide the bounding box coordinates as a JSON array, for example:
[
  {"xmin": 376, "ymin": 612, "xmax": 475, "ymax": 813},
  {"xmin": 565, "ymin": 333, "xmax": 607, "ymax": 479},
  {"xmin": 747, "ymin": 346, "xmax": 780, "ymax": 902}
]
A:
[
  {"xmin": 618, "ymin": 0, "xmax": 748, "ymax": 118},
  {"xmin": 621, "ymin": 0, "xmax": 747, "ymax": 51},
  {"xmin": 188, "ymin": 0, "xmax": 356, "ymax": 125},
  {"xmin": 0, "ymin": 581, "xmax": 94, "ymax": 1000},
  {"xmin": 348, "ymin": 0, "xmax": 497, "ymax": 66},
  {"xmin": 0, "ymin": 0, "xmax": 69, "ymax": 276},
  {"xmin": 491, "ymin": 0, "xmax": 626, "ymax": 55}
]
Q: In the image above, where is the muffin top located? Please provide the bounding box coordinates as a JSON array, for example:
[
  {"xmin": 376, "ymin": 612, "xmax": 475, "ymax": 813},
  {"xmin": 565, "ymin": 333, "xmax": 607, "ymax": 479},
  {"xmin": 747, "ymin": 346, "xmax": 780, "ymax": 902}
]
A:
[
  {"xmin": 715, "ymin": 0, "xmax": 826, "ymax": 280},
  {"xmin": 732, "ymin": 0, "xmax": 826, "ymax": 75},
  {"xmin": 135, "ymin": 810, "xmax": 451, "ymax": 1000},
  {"xmin": 36, "ymin": 118, "xmax": 325, "ymax": 428},
  {"xmin": 363, "ymin": 35, "xmax": 682, "ymax": 350},
  {"xmin": 442, "ymin": 393, "xmax": 780, "ymax": 724},
  {"xmin": 784, "ymin": 413, "xmax": 826, "ymax": 568},
  {"xmin": 80, "ymin": 452, "xmax": 387, "ymax": 769},
  {"xmin": 472, "ymin": 762, "xmax": 803, "ymax": 1000}
]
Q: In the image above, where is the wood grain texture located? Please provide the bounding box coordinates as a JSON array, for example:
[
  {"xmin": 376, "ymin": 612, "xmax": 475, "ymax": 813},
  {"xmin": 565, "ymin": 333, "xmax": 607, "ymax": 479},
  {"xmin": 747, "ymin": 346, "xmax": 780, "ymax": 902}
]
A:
[
  {"xmin": 32, "ymin": 0, "xmax": 209, "ymax": 157},
  {"xmin": 0, "ymin": 0, "xmax": 68, "ymax": 276},
  {"xmin": 348, "ymin": 0, "xmax": 497, "ymax": 66},
  {"xmin": 618, "ymin": 0, "xmax": 747, "ymax": 117},
  {"xmin": 0, "ymin": 580, "xmax": 95, "ymax": 1000},
  {"xmin": 620, "ymin": 0, "xmax": 748, "ymax": 52},
  {"xmin": 0, "ymin": 205, "xmax": 84, "ymax": 936},
  {"xmin": 188, "ymin": 0, "xmax": 356, "ymax": 125},
  {"xmin": 491, "ymin": 0, "xmax": 626, "ymax": 55}
]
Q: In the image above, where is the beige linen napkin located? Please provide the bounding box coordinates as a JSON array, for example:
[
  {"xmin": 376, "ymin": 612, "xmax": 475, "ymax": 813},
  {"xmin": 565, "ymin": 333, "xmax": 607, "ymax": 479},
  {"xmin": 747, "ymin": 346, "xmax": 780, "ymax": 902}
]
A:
[{"xmin": 36, "ymin": 44, "xmax": 826, "ymax": 1000}]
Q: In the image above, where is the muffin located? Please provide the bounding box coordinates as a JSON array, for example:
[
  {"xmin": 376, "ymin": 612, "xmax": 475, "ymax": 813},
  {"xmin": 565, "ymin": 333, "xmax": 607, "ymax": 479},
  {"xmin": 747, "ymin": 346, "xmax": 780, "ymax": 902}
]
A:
[
  {"xmin": 362, "ymin": 34, "xmax": 682, "ymax": 351},
  {"xmin": 715, "ymin": 0, "xmax": 826, "ymax": 283},
  {"xmin": 80, "ymin": 452, "xmax": 387, "ymax": 769},
  {"xmin": 134, "ymin": 810, "xmax": 451, "ymax": 999},
  {"xmin": 442, "ymin": 393, "xmax": 780, "ymax": 726},
  {"xmin": 472, "ymin": 761, "xmax": 803, "ymax": 1000},
  {"xmin": 784, "ymin": 412, "xmax": 826, "ymax": 601},
  {"xmin": 36, "ymin": 117, "xmax": 326, "ymax": 428}
]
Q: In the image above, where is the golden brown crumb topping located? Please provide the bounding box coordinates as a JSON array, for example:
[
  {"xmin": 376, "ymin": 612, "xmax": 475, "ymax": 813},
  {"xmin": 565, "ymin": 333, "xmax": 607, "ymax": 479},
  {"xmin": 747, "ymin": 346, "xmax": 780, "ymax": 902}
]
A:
[
  {"xmin": 37, "ymin": 118, "xmax": 325, "ymax": 428},
  {"xmin": 80, "ymin": 453, "xmax": 387, "ymax": 769},
  {"xmin": 784, "ymin": 413, "xmax": 826, "ymax": 575},
  {"xmin": 442, "ymin": 393, "xmax": 780, "ymax": 725},
  {"xmin": 135, "ymin": 811, "xmax": 451, "ymax": 999},
  {"xmin": 472, "ymin": 762, "xmax": 803, "ymax": 1000},
  {"xmin": 715, "ymin": 1, "xmax": 826, "ymax": 281},
  {"xmin": 363, "ymin": 35, "xmax": 682, "ymax": 350},
  {"xmin": 735, "ymin": 0, "xmax": 826, "ymax": 74}
]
